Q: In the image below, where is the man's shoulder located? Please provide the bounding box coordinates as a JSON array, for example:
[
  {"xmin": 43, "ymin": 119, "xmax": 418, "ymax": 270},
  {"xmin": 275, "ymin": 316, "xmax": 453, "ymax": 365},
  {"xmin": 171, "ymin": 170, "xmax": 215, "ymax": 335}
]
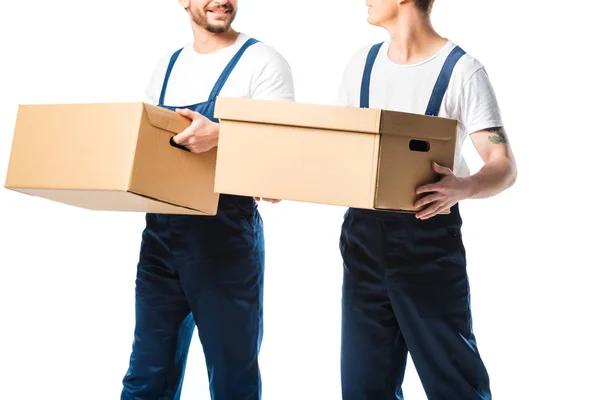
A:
[
  {"xmin": 338, "ymin": 42, "xmax": 381, "ymax": 82},
  {"xmin": 150, "ymin": 45, "xmax": 189, "ymax": 74},
  {"xmin": 450, "ymin": 43, "xmax": 488, "ymax": 83},
  {"xmin": 148, "ymin": 45, "xmax": 187, "ymax": 97},
  {"xmin": 239, "ymin": 35, "xmax": 291, "ymax": 69},
  {"xmin": 349, "ymin": 42, "xmax": 380, "ymax": 65},
  {"xmin": 234, "ymin": 33, "xmax": 294, "ymax": 101}
]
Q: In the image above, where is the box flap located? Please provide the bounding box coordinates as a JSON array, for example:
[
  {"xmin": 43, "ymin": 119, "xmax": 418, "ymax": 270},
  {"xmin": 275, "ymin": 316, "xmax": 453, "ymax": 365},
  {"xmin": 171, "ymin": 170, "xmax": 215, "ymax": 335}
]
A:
[
  {"xmin": 379, "ymin": 109, "xmax": 457, "ymax": 141},
  {"xmin": 143, "ymin": 103, "xmax": 191, "ymax": 134},
  {"xmin": 128, "ymin": 189, "xmax": 217, "ymax": 215},
  {"xmin": 215, "ymin": 97, "xmax": 382, "ymax": 134},
  {"xmin": 129, "ymin": 111, "xmax": 220, "ymax": 215}
]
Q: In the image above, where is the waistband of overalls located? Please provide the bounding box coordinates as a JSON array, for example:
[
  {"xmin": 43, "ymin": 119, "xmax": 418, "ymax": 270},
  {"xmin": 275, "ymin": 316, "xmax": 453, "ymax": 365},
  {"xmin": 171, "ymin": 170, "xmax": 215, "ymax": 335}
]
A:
[
  {"xmin": 218, "ymin": 193, "xmax": 257, "ymax": 213},
  {"xmin": 347, "ymin": 203, "xmax": 461, "ymax": 222}
]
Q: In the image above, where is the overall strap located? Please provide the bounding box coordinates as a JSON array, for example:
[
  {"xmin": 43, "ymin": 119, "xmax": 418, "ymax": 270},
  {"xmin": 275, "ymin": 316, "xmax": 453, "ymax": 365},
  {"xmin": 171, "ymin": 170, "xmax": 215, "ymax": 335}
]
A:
[
  {"xmin": 424, "ymin": 45, "xmax": 466, "ymax": 117},
  {"xmin": 208, "ymin": 38, "xmax": 260, "ymax": 100},
  {"xmin": 158, "ymin": 48, "xmax": 184, "ymax": 107},
  {"xmin": 360, "ymin": 42, "xmax": 384, "ymax": 108}
]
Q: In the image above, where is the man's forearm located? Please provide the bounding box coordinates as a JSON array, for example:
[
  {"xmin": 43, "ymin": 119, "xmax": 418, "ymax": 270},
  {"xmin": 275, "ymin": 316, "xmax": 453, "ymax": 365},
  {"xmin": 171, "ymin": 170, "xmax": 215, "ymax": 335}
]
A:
[{"xmin": 462, "ymin": 156, "xmax": 517, "ymax": 200}]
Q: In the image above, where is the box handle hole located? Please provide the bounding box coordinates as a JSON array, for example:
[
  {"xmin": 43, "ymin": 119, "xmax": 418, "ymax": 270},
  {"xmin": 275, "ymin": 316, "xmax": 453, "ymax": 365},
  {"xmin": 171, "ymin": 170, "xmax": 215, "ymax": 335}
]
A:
[{"xmin": 409, "ymin": 139, "xmax": 430, "ymax": 152}]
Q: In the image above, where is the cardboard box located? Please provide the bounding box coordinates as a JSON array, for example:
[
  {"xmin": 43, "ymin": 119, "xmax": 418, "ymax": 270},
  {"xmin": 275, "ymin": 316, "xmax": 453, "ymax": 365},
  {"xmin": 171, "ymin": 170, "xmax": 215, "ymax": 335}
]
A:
[
  {"xmin": 4, "ymin": 102, "xmax": 219, "ymax": 215},
  {"xmin": 213, "ymin": 97, "xmax": 457, "ymax": 213}
]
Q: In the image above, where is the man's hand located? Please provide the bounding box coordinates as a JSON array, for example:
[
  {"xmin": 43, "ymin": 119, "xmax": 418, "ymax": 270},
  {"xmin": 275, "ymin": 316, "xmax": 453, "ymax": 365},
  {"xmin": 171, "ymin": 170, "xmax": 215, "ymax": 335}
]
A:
[
  {"xmin": 254, "ymin": 197, "xmax": 281, "ymax": 204},
  {"xmin": 172, "ymin": 108, "xmax": 219, "ymax": 153},
  {"xmin": 414, "ymin": 125, "xmax": 518, "ymax": 219},
  {"xmin": 414, "ymin": 162, "xmax": 470, "ymax": 220}
]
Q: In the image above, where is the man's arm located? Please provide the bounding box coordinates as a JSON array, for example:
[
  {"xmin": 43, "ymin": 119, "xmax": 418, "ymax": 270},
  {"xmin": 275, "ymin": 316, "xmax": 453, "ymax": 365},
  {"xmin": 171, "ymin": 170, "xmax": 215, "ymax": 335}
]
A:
[
  {"xmin": 462, "ymin": 126, "xmax": 517, "ymax": 199},
  {"xmin": 414, "ymin": 126, "xmax": 517, "ymax": 219},
  {"xmin": 414, "ymin": 66, "xmax": 517, "ymax": 219},
  {"xmin": 413, "ymin": 129, "xmax": 517, "ymax": 219}
]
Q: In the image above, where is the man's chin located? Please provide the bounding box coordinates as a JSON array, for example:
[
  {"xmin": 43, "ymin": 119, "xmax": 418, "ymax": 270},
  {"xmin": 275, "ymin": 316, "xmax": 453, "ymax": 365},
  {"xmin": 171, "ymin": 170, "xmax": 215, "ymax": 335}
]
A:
[
  {"xmin": 206, "ymin": 17, "xmax": 232, "ymax": 32},
  {"xmin": 206, "ymin": 23, "xmax": 230, "ymax": 33},
  {"xmin": 366, "ymin": 15, "xmax": 379, "ymax": 26}
]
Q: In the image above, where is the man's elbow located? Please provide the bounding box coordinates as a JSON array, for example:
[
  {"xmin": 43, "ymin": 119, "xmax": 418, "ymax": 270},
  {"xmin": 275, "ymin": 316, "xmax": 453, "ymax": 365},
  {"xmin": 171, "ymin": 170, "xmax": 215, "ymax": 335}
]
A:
[
  {"xmin": 508, "ymin": 162, "xmax": 518, "ymax": 188},
  {"xmin": 504, "ymin": 154, "xmax": 518, "ymax": 189},
  {"xmin": 487, "ymin": 152, "xmax": 517, "ymax": 190}
]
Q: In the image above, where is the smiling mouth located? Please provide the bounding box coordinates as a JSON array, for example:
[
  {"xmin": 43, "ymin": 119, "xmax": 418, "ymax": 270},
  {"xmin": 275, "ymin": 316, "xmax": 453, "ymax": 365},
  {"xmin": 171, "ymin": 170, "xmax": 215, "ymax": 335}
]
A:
[{"xmin": 208, "ymin": 8, "xmax": 231, "ymax": 15}]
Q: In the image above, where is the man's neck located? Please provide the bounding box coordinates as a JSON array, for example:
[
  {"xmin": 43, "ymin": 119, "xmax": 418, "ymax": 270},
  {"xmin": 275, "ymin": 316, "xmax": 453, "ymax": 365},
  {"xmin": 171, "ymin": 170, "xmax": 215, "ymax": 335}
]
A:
[
  {"xmin": 191, "ymin": 25, "xmax": 239, "ymax": 54},
  {"xmin": 383, "ymin": 10, "xmax": 447, "ymax": 65}
]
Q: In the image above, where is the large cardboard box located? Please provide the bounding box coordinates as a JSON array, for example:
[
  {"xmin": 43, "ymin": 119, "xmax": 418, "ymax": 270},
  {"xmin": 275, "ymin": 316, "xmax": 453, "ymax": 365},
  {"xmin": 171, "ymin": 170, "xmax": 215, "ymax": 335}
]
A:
[
  {"xmin": 4, "ymin": 102, "xmax": 219, "ymax": 215},
  {"xmin": 213, "ymin": 97, "xmax": 457, "ymax": 213}
]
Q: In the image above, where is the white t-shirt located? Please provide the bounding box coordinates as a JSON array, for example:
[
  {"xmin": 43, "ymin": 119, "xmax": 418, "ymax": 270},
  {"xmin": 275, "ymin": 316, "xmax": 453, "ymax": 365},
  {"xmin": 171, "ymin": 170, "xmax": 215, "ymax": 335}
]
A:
[
  {"xmin": 337, "ymin": 39, "xmax": 503, "ymax": 177},
  {"xmin": 146, "ymin": 32, "xmax": 295, "ymax": 106}
]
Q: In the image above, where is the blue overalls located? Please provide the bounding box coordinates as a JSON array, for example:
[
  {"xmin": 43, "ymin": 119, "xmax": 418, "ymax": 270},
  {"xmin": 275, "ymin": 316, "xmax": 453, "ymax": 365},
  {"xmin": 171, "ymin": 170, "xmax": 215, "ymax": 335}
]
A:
[
  {"xmin": 340, "ymin": 43, "xmax": 492, "ymax": 400},
  {"xmin": 121, "ymin": 38, "xmax": 265, "ymax": 400}
]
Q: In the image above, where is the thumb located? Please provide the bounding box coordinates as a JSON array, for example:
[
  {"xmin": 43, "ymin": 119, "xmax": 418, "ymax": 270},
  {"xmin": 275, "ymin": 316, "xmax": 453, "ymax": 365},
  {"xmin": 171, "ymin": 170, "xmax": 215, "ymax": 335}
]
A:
[
  {"xmin": 433, "ymin": 162, "xmax": 452, "ymax": 175},
  {"xmin": 176, "ymin": 108, "xmax": 194, "ymax": 119},
  {"xmin": 172, "ymin": 133, "xmax": 183, "ymax": 144},
  {"xmin": 172, "ymin": 127, "xmax": 192, "ymax": 144}
]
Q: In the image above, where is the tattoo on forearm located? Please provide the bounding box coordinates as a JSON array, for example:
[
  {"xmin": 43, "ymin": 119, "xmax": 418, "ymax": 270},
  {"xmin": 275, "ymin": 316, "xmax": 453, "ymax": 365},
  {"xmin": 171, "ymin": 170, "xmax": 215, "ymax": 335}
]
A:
[{"xmin": 486, "ymin": 127, "xmax": 508, "ymax": 144}]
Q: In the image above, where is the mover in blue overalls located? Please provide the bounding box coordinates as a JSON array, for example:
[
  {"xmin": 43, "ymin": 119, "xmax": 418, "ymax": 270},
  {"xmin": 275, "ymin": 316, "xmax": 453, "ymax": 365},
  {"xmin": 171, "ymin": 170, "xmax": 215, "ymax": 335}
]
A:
[
  {"xmin": 337, "ymin": 1, "xmax": 517, "ymax": 399},
  {"xmin": 120, "ymin": 2, "xmax": 293, "ymax": 399}
]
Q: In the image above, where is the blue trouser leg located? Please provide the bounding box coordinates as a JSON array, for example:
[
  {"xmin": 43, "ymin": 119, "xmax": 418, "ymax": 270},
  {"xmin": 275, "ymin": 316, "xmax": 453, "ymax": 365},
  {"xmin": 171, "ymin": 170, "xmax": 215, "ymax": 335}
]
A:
[
  {"xmin": 177, "ymin": 211, "xmax": 265, "ymax": 400},
  {"xmin": 121, "ymin": 201, "xmax": 264, "ymax": 400},
  {"xmin": 121, "ymin": 253, "xmax": 196, "ymax": 400},
  {"xmin": 340, "ymin": 206, "xmax": 491, "ymax": 400},
  {"xmin": 340, "ymin": 213, "xmax": 409, "ymax": 399}
]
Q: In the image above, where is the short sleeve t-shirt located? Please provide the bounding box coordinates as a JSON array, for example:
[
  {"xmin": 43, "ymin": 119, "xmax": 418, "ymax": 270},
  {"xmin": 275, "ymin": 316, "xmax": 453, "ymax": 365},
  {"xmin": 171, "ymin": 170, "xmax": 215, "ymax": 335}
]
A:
[
  {"xmin": 337, "ymin": 39, "xmax": 503, "ymax": 177},
  {"xmin": 146, "ymin": 32, "xmax": 295, "ymax": 107}
]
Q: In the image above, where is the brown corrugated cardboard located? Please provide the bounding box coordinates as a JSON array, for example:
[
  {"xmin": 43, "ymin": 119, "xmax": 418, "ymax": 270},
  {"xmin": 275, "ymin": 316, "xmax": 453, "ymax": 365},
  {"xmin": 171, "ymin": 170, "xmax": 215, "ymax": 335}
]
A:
[
  {"xmin": 213, "ymin": 97, "xmax": 457, "ymax": 214},
  {"xmin": 4, "ymin": 102, "xmax": 219, "ymax": 215}
]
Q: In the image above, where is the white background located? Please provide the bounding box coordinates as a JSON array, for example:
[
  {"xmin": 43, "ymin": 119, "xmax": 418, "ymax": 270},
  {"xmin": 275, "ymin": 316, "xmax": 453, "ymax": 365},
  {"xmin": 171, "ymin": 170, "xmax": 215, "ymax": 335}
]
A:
[{"xmin": 1, "ymin": 1, "xmax": 599, "ymax": 399}]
